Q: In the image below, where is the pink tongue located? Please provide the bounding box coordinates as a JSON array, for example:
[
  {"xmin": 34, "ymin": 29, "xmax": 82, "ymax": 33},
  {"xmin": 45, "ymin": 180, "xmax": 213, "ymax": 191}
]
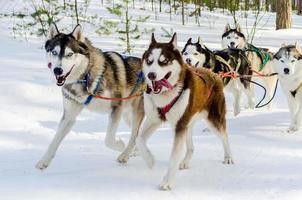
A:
[{"xmin": 158, "ymin": 79, "xmax": 173, "ymax": 90}]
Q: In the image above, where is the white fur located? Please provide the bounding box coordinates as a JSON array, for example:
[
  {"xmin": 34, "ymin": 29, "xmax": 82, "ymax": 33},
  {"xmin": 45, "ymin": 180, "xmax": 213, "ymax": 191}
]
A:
[
  {"xmin": 273, "ymin": 54, "xmax": 302, "ymax": 133},
  {"xmin": 221, "ymin": 32, "xmax": 246, "ymax": 49},
  {"xmin": 182, "ymin": 45, "xmax": 206, "ymax": 68}
]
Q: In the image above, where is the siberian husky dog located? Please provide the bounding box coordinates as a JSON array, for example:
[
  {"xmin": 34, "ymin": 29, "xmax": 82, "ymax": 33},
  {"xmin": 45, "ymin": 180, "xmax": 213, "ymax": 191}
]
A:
[
  {"xmin": 136, "ymin": 33, "xmax": 233, "ymax": 190},
  {"xmin": 36, "ymin": 24, "xmax": 145, "ymax": 170},
  {"xmin": 273, "ymin": 43, "xmax": 302, "ymax": 133},
  {"xmin": 182, "ymin": 38, "xmax": 252, "ymax": 116},
  {"xmin": 222, "ymin": 23, "xmax": 277, "ymax": 109}
]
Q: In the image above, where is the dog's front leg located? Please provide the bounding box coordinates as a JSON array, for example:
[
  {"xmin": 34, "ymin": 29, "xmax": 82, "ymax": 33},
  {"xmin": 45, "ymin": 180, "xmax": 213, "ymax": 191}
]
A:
[
  {"xmin": 105, "ymin": 105, "xmax": 125, "ymax": 151},
  {"xmin": 179, "ymin": 126, "xmax": 194, "ymax": 170},
  {"xmin": 136, "ymin": 117, "xmax": 161, "ymax": 169},
  {"xmin": 286, "ymin": 95, "xmax": 298, "ymax": 133},
  {"xmin": 292, "ymin": 100, "xmax": 302, "ymax": 132},
  {"xmin": 159, "ymin": 131, "xmax": 186, "ymax": 190},
  {"xmin": 36, "ymin": 99, "xmax": 83, "ymax": 170}
]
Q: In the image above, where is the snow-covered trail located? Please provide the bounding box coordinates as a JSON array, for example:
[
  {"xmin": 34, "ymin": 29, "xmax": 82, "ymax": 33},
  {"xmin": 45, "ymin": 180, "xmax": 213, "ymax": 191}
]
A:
[{"xmin": 1, "ymin": 2, "xmax": 302, "ymax": 199}]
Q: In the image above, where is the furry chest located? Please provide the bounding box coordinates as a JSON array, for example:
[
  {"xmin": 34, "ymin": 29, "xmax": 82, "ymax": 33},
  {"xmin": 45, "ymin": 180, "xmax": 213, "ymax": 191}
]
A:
[{"xmin": 149, "ymin": 89, "xmax": 190, "ymax": 124}]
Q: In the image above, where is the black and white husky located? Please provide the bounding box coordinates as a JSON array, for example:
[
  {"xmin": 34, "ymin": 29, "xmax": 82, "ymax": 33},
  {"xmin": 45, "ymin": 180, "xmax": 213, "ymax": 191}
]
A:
[
  {"xmin": 36, "ymin": 24, "xmax": 145, "ymax": 170},
  {"xmin": 273, "ymin": 43, "xmax": 302, "ymax": 133},
  {"xmin": 182, "ymin": 38, "xmax": 252, "ymax": 116},
  {"xmin": 222, "ymin": 24, "xmax": 277, "ymax": 109}
]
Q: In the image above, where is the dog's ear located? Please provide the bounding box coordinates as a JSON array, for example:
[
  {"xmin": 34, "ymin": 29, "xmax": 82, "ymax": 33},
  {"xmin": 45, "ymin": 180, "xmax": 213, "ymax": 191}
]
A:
[
  {"xmin": 47, "ymin": 23, "xmax": 59, "ymax": 40},
  {"xmin": 281, "ymin": 43, "xmax": 287, "ymax": 47},
  {"xmin": 197, "ymin": 36, "xmax": 203, "ymax": 46},
  {"xmin": 225, "ymin": 23, "xmax": 231, "ymax": 32},
  {"xmin": 169, "ymin": 33, "xmax": 177, "ymax": 48},
  {"xmin": 187, "ymin": 38, "xmax": 192, "ymax": 44},
  {"xmin": 71, "ymin": 24, "xmax": 85, "ymax": 42},
  {"xmin": 295, "ymin": 42, "xmax": 301, "ymax": 51},
  {"xmin": 236, "ymin": 24, "xmax": 241, "ymax": 33},
  {"xmin": 151, "ymin": 33, "xmax": 157, "ymax": 45}
]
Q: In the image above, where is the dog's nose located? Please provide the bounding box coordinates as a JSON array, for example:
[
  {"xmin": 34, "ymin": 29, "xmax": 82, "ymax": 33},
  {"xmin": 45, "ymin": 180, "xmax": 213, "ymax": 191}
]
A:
[
  {"xmin": 284, "ymin": 68, "xmax": 290, "ymax": 74},
  {"xmin": 230, "ymin": 42, "xmax": 235, "ymax": 46},
  {"xmin": 147, "ymin": 72, "xmax": 157, "ymax": 81},
  {"xmin": 53, "ymin": 67, "xmax": 63, "ymax": 76},
  {"xmin": 186, "ymin": 58, "xmax": 191, "ymax": 64}
]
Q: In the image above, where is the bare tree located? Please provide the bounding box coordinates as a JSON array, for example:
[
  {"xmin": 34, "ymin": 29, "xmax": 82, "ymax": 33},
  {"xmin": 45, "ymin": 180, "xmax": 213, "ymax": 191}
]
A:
[
  {"xmin": 297, "ymin": 0, "xmax": 302, "ymax": 15},
  {"xmin": 276, "ymin": 0, "xmax": 292, "ymax": 30}
]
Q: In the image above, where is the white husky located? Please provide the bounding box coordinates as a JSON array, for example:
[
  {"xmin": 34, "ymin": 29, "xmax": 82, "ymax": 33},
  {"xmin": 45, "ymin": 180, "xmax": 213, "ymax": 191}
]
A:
[{"xmin": 273, "ymin": 43, "xmax": 302, "ymax": 133}]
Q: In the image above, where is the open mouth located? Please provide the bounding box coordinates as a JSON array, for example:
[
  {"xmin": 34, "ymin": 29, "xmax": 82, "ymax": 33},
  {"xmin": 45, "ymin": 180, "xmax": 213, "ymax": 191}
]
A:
[
  {"xmin": 151, "ymin": 72, "xmax": 173, "ymax": 94},
  {"xmin": 55, "ymin": 65, "xmax": 74, "ymax": 86}
]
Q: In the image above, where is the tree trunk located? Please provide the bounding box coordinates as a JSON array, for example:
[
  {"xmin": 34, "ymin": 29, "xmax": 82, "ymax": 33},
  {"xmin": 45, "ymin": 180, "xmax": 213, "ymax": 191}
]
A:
[
  {"xmin": 276, "ymin": 0, "xmax": 292, "ymax": 30},
  {"xmin": 182, "ymin": 0, "xmax": 184, "ymax": 25},
  {"xmin": 159, "ymin": 0, "xmax": 162, "ymax": 12},
  {"xmin": 75, "ymin": 0, "xmax": 79, "ymax": 24},
  {"xmin": 297, "ymin": 0, "xmax": 302, "ymax": 15}
]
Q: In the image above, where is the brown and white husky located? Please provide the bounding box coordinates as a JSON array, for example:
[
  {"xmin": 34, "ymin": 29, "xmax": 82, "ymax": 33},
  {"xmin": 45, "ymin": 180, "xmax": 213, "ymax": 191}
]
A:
[{"xmin": 136, "ymin": 33, "xmax": 234, "ymax": 190}]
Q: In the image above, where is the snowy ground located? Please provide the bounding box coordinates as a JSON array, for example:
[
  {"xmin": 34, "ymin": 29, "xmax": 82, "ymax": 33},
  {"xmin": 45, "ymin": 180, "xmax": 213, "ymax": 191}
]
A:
[{"xmin": 1, "ymin": 1, "xmax": 302, "ymax": 200}]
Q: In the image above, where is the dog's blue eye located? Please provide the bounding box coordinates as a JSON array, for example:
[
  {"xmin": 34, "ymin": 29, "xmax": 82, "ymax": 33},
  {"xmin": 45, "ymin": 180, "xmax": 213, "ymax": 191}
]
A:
[
  {"xmin": 291, "ymin": 60, "xmax": 295, "ymax": 63},
  {"xmin": 281, "ymin": 60, "xmax": 284, "ymax": 63},
  {"xmin": 184, "ymin": 52, "xmax": 188, "ymax": 55},
  {"xmin": 227, "ymin": 36, "xmax": 231, "ymax": 39},
  {"xmin": 51, "ymin": 50, "xmax": 58, "ymax": 56}
]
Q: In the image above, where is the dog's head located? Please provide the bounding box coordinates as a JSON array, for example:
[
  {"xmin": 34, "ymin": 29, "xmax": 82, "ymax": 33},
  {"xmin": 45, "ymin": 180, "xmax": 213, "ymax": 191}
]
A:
[
  {"xmin": 142, "ymin": 33, "xmax": 183, "ymax": 94},
  {"xmin": 45, "ymin": 23, "xmax": 89, "ymax": 86},
  {"xmin": 222, "ymin": 24, "xmax": 246, "ymax": 50},
  {"xmin": 181, "ymin": 37, "xmax": 207, "ymax": 68},
  {"xmin": 273, "ymin": 43, "xmax": 302, "ymax": 77}
]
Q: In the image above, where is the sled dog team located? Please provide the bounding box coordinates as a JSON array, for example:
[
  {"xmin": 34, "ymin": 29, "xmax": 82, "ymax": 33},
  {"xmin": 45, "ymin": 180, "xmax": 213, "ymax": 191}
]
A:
[{"xmin": 36, "ymin": 23, "xmax": 302, "ymax": 190}]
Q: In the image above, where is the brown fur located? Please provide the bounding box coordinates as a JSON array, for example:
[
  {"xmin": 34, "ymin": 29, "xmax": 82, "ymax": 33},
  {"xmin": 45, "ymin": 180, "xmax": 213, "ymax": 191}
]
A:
[{"xmin": 175, "ymin": 66, "xmax": 226, "ymax": 134}]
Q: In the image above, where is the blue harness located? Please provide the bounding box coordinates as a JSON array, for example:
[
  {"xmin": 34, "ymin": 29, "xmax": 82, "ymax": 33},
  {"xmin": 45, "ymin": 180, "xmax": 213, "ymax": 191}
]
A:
[{"xmin": 81, "ymin": 71, "xmax": 144, "ymax": 105}]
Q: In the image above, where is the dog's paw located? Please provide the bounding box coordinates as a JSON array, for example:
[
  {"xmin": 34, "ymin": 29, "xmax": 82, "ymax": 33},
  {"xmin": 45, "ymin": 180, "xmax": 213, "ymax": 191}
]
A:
[
  {"xmin": 202, "ymin": 128, "xmax": 211, "ymax": 133},
  {"xmin": 287, "ymin": 126, "xmax": 298, "ymax": 133},
  {"xmin": 159, "ymin": 178, "xmax": 173, "ymax": 191},
  {"xmin": 105, "ymin": 138, "xmax": 125, "ymax": 152},
  {"xmin": 233, "ymin": 109, "xmax": 240, "ymax": 117},
  {"xmin": 117, "ymin": 152, "xmax": 130, "ymax": 164},
  {"xmin": 35, "ymin": 160, "xmax": 50, "ymax": 170},
  {"xmin": 144, "ymin": 152, "xmax": 155, "ymax": 169},
  {"xmin": 179, "ymin": 160, "xmax": 190, "ymax": 170},
  {"xmin": 223, "ymin": 157, "xmax": 234, "ymax": 165},
  {"xmin": 130, "ymin": 148, "xmax": 140, "ymax": 157}
]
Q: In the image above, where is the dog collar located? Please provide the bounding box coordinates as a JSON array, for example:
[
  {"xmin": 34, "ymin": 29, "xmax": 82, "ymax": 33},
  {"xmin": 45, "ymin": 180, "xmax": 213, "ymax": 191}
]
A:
[{"xmin": 158, "ymin": 90, "xmax": 183, "ymax": 121}]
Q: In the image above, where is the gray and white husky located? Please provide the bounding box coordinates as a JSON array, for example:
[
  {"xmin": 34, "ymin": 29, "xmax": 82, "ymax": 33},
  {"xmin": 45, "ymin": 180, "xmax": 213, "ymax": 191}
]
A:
[
  {"xmin": 182, "ymin": 38, "xmax": 252, "ymax": 116},
  {"xmin": 36, "ymin": 24, "xmax": 145, "ymax": 170},
  {"xmin": 273, "ymin": 43, "xmax": 302, "ymax": 133},
  {"xmin": 222, "ymin": 23, "xmax": 277, "ymax": 109}
]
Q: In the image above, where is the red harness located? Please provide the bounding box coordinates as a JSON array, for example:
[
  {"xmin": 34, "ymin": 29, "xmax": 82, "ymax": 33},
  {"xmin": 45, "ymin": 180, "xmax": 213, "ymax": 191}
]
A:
[{"xmin": 158, "ymin": 91, "xmax": 183, "ymax": 120}]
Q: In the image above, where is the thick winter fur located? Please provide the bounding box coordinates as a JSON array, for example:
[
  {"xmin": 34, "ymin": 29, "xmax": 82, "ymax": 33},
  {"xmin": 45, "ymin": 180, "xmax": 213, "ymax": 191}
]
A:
[
  {"xmin": 273, "ymin": 43, "xmax": 302, "ymax": 133},
  {"xmin": 136, "ymin": 33, "xmax": 233, "ymax": 190},
  {"xmin": 222, "ymin": 23, "xmax": 277, "ymax": 109},
  {"xmin": 182, "ymin": 38, "xmax": 252, "ymax": 116},
  {"xmin": 36, "ymin": 24, "xmax": 145, "ymax": 170}
]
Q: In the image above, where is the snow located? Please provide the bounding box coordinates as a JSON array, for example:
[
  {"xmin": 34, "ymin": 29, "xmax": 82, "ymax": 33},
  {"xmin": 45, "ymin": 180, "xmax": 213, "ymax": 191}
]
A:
[{"xmin": 1, "ymin": 1, "xmax": 302, "ymax": 199}]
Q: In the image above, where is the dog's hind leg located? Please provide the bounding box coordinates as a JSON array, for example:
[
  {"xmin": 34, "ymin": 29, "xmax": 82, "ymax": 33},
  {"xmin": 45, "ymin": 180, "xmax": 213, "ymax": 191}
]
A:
[
  {"xmin": 159, "ymin": 131, "xmax": 186, "ymax": 190},
  {"xmin": 206, "ymin": 121, "xmax": 234, "ymax": 164},
  {"xmin": 226, "ymin": 81, "xmax": 241, "ymax": 116},
  {"xmin": 263, "ymin": 76, "xmax": 278, "ymax": 110},
  {"xmin": 179, "ymin": 126, "xmax": 194, "ymax": 170},
  {"xmin": 36, "ymin": 100, "xmax": 83, "ymax": 170},
  {"xmin": 244, "ymin": 83, "xmax": 255, "ymax": 109},
  {"xmin": 118, "ymin": 98, "xmax": 145, "ymax": 164},
  {"xmin": 105, "ymin": 104, "xmax": 125, "ymax": 152}
]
